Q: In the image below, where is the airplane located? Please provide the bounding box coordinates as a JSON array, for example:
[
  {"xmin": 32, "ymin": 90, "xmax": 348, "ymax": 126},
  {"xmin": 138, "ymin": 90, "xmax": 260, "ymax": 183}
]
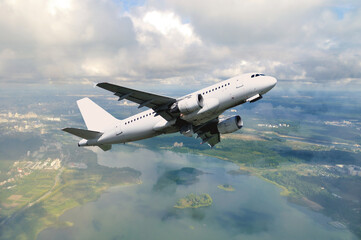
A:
[{"xmin": 62, "ymin": 73, "xmax": 277, "ymax": 151}]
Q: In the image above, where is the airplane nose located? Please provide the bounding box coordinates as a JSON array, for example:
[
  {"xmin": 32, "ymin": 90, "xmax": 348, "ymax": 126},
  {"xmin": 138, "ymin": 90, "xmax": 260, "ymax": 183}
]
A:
[
  {"xmin": 269, "ymin": 77, "xmax": 277, "ymax": 88},
  {"xmin": 260, "ymin": 76, "xmax": 277, "ymax": 93}
]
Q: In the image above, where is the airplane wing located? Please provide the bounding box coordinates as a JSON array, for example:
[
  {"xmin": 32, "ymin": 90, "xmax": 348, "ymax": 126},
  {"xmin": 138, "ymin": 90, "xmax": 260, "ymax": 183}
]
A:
[
  {"xmin": 194, "ymin": 118, "xmax": 221, "ymax": 147},
  {"xmin": 97, "ymin": 82, "xmax": 177, "ymax": 121}
]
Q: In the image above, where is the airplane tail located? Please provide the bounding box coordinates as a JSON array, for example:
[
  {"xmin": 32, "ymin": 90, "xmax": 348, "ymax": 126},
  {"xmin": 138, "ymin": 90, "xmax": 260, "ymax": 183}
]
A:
[
  {"xmin": 76, "ymin": 97, "xmax": 118, "ymax": 132},
  {"xmin": 62, "ymin": 97, "xmax": 117, "ymax": 151}
]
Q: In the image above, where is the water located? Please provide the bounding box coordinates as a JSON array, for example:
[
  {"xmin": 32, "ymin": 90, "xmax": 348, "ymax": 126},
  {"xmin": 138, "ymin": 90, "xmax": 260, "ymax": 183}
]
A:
[{"xmin": 38, "ymin": 146, "xmax": 357, "ymax": 240}]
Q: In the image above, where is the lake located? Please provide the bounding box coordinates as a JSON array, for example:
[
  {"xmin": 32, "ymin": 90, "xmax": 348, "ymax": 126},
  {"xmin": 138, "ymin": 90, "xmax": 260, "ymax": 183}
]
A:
[{"xmin": 38, "ymin": 146, "xmax": 357, "ymax": 240}]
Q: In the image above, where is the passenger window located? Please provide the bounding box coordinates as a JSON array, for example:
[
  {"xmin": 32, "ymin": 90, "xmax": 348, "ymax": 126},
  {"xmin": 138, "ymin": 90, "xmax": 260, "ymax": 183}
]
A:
[{"xmin": 251, "ymin": 75, "xmax": 254, "ymax": 78}]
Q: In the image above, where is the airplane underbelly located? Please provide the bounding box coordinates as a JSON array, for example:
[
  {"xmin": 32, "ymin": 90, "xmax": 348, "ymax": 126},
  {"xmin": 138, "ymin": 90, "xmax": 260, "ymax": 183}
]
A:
[
  {"xmin": 191, "ymin": 110, "xmax": 224, "ymax": 126},
  {"xmin": 122, "ymin": 125, "xmax": 159, "ymax": 142}
]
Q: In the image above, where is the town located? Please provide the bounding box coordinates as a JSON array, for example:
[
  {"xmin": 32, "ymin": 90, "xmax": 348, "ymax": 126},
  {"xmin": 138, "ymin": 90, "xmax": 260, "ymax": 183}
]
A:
[{"xmin": 0, "ymin": 158, "xmax": 61, "ymax": 190}]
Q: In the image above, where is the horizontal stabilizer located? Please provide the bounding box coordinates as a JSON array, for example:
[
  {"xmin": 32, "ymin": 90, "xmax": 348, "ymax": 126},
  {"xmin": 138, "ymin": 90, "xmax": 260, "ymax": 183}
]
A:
[
  {"xmin": 62, "ymin": 128, "xmax": 103, "ymax": 140},
  {"xmin": 98, "ymin": 144, "xmax": 112, "ymax": 151}
]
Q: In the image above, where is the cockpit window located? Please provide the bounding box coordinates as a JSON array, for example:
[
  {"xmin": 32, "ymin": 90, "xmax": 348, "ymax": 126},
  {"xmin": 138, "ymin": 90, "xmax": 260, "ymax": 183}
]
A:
[{"xmin": 251, "ymin": 73, "xmax": 265, "ymax": 78}]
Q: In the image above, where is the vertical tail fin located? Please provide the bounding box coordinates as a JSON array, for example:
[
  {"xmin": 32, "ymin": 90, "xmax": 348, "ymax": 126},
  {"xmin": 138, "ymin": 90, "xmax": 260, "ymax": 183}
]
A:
[{"xmin": 77, "ymin": 98, "xmax": 118, "ymax": 132}]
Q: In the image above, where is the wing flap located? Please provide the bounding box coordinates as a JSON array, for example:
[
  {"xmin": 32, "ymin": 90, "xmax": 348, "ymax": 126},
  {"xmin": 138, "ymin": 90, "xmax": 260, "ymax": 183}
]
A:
[
  {"xmin": 98, "ymin": 144, "xmax": 112, "ymax": 151},
  {"xmin": 195, "ymin": 118, "xmax": 221, "ymax": 147},
  {"xmin": 200, "ymin": 132, "xmax": 220, "ymax": 147}
]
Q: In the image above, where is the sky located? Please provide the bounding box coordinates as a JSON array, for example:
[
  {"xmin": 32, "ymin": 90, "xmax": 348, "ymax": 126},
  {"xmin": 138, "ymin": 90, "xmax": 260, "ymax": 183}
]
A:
[{"xmin": 0, "ymin": 0, "xmax": 360, "ymax": 89}]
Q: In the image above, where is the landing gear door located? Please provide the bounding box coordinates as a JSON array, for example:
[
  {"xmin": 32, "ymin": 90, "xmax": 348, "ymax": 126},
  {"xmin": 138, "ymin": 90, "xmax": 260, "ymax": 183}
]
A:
[{"xmin": 115, "ymin": 124, "xmax": 122, "ymax": 135}]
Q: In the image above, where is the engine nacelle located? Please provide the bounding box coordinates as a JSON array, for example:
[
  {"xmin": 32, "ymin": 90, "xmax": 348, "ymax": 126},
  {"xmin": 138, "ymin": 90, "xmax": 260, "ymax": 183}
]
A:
[
  {"xmin": 170, "ymin": 94, "xmax": 204, "ymax": 114},
  {"xmin": 217, "ymin": 116, "xmax": 243, "ymax": 134}
]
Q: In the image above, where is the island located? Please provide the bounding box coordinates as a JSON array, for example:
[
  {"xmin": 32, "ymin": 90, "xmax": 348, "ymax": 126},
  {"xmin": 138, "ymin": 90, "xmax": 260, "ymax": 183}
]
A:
[
  {"xmin": 174, "ymin": 193, "xmax": 212, "ymax": 209},
  {"xmin": 217, "ymin": 184, "xmax": 235, "ymax": 191}
]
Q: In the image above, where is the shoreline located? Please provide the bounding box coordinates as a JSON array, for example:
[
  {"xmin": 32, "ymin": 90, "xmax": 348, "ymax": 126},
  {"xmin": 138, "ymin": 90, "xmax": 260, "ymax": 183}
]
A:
[{"xmin": 35, "ymin": 180, "xmax": 142, "ymax": 239}]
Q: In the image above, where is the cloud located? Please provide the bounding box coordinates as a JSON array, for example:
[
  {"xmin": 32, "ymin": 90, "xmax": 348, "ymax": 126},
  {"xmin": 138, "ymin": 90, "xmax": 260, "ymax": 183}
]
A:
[
  {"xmin": 163, "ymin": 0, "xmax": 325, "ymax": 45},
  {"xmin": 0, "ymin": 0, "xmax": 360, "ymax": 87},
  {"xmin": 162, "ymin": 0, "xmax": 361, "ymax": 83},
  {"xmin": 0, "ymin": 0, "xmax": 136, "ymax": 83}
]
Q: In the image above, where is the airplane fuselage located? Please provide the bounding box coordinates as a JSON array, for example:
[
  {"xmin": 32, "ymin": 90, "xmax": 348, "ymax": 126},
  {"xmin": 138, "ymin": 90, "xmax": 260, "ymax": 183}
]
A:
[{"xmin": 77, "ymin": 73, "xmax": 277, "ymax": 148}]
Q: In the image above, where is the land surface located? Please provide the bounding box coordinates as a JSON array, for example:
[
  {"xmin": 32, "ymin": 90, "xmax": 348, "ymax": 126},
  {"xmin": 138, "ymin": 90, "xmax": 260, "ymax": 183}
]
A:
[
  {"xmin": 174, "ymin": 193, "xmax": 213, "ymax": 209},
  {"xmin": 0, "ymin": 147, "xmax": 141, "ymax": 240},
  {"xmin": 147, "ymin": 132, "xmax": 361, "ymax": 237},
  {"xmin": 0, "ymin": 100, "xmax": 142, "ymax": 239},
  {"xmin": 0, "ymin": 87, "xmax": 360, "ymax": 239},
  {"xmin": 218, "ymin": 184, "xmax": 235, "ymax": 191},
  {"xmin": 139, "ymin": 89, "xmax": 361, "ymax": 238}
]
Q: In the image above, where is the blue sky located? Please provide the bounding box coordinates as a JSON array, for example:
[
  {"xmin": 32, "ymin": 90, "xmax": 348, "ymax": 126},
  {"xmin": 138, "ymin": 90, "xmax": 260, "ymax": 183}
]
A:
[{"xmin": 116, "ymin": 0, "xmax": 145, "ymax": 11}]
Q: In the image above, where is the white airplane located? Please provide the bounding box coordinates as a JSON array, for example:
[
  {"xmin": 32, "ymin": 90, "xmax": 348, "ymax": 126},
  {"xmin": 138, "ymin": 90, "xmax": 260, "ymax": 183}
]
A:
[{"xmin": 63, "ymin": 73, "xmax": 277, "ymax": 151}]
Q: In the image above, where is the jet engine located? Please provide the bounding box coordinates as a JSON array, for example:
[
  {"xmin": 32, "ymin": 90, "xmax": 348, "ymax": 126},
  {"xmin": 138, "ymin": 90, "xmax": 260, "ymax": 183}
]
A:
[
  {"xmin": 170, "ymin": 94, "xmax": 204, "ymax": 114},
  {"xmin": 217, "ymin": 116, "xmax": 243, "ymax": 134}
]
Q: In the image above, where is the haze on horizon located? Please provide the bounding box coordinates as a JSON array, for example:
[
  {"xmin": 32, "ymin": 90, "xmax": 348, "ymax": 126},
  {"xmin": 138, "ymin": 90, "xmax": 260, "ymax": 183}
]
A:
[{"xmin": 0, "ymin": 0, "xmax": 360, "ymax": 90}]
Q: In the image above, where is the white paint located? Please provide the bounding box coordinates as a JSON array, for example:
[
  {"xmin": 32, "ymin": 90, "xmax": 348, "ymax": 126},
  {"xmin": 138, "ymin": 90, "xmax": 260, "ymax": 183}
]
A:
[{"xmin": 66, "ymin": 73, "xmax": 277, "ymax": 149}]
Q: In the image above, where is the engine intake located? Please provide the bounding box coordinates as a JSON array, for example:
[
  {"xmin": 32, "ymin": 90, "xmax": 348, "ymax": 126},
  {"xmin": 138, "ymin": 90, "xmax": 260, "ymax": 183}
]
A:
[
  {"xmin": 171, "ymin": 94, "xmax": 204, "ymax": 114},
  {"xmin": 217, "ymin": 116, "xmax": 243, "ymax": 134}
]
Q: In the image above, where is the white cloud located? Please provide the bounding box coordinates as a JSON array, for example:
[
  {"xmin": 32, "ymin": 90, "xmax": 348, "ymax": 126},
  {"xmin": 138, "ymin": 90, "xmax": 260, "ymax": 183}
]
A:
[
  {"xmin": 47, "ymin": 0, "xmax": 72, "ymax": 16},
  {"xmin": 0, "ymin": 0, "xmax": 360, "ymax": 87}
]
